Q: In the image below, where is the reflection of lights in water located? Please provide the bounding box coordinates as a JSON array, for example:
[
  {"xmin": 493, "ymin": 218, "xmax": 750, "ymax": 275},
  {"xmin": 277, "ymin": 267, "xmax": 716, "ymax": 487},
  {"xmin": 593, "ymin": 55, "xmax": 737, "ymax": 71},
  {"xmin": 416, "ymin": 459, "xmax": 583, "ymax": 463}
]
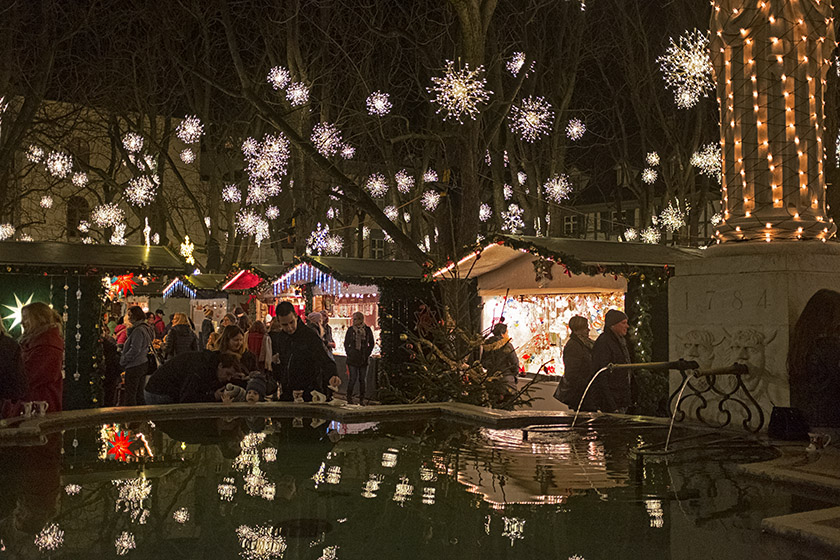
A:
[
  {"xmin": 419, "ymin": 466, "xmax": 436, "ymax": 482},
  {"xmin": 318, "ymin": 545, "xmax": 339, "ymax": 560},
  {"xmin": 173, "ymin": 507, "xmax": 190, "ymax": 524},
  {"xmin": 312, "ymin": 463, "xmax": 326, "ymax": 487},
  {"xmin": 422, "ymin": 487, "xmax": 436, "ymax": 505},
  {"xmin": 484, "ymin": 515, "xmax": 491, "ymax": 535},
  {"xmin": 326, "ymin": 466, "xmax": 341, "ymax": 485},
  {"xmin": 569, "ymin": 555, "xmax": 586, "ymax": 560},
  {"xmin": 361, "ymin": 474, "xmax": 383, "ymax": 498},
  {"xmin": 262, "ymin": 448, "xmax": 277, "ymax": 462},
  {"xmin": 65, "ymin": 483, "xmax": 81, "ymax": 495},
  {"xmin": 115, "ymin": 477, "xmax": 151, "ymax": 515},
  {"xmin": 234, "ymin": 450, "xmax": 260, "ymax": 472},
  {"xmin": 393, "ymin": 476, "xmax": 413, "ymax": 505},
  {"xmin": 218, "ymin": 477, "xmax": 237, "ymax": 501},
  {"xmin": 236, "ymin": 524, "xmax": 287, "ymax": 560},
  {"xmin": 645, "ymin": 499, "xmax": 664, "ymax": 528},
  {"xmin": 242, "ymin": 433, "xmax": 266, "ymax": 450},
  {"xmin": 261, "ymin": 483, "xmax": 276, "ymax": 501},
  {"xmin": 381, "ymin": 449, "xmax": 398, "ymax": 468},
  {"xmin": 115, "ymin": 532, "xmax": 136, "ymax": 556},
  {"xmin": 502, "ymin": 517, "xmax": 525, "ymax": 546},
  {"xmin": 34, "ymin": 523, "xmax": 64, "ymax": 551},
  {"xmin": 244, "ymin": 472, "xmax": 268, "ymax": 496},
  {"xmin": 131, "ymin": 508, "xmax": 150, "ymax": 524}
]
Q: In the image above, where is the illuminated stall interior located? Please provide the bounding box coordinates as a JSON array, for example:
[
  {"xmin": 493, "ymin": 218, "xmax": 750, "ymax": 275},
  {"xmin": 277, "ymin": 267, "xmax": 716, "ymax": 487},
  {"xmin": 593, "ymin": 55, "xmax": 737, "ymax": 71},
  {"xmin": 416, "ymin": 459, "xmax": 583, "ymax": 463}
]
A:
[
  {"xmin": 272, "ymin": 257, "xmax": 424, "ymax": 358},
  {"xmin": 436, "ymin": 235, "xmax": 701, "ymax": 375}
]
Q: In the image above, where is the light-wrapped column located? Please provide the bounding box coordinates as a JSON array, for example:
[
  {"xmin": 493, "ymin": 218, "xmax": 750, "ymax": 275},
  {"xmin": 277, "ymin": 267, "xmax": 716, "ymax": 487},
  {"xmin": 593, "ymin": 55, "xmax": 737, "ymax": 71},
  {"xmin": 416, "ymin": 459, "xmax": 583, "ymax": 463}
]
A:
[{"xmin": 711, "ymin": 0, "xmax": 836, "ymax": 242}]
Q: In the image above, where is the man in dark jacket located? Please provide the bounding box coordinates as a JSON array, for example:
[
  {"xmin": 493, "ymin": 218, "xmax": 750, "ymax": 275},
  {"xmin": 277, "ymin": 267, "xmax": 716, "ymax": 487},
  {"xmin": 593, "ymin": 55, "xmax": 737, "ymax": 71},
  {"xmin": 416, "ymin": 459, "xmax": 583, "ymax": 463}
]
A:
[
  {"xmin": 271, "ymin": 301, "xmax": 340, "ymax": 401},
  {"xmin": 591, "ymin": 309, "xmax": 632, "ymax": 413},
  {"xmin": 481, "ymin": 323, "xmax": 519, "ymax": 391},
  {"xmin": 344, "ymin": 312, "xmax": 374, "ymax": 404},
  {"xmin": 199, "ymin": 309, "xmax": 215, "ymax": 350},
  {"xmin": 144, "ymin": 351, "xmax": 243, "ymax": 404}
]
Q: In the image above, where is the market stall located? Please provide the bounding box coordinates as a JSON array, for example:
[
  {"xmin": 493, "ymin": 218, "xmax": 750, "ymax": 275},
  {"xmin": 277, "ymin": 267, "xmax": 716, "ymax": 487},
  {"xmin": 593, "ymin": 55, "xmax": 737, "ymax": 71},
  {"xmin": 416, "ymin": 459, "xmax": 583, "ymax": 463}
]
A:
[
  {"xmin": 0, "ymin": 241, "xmax": 185, "ymax": 409},
  {"xmin": 270, "ymin": 256, "xmax": 425, "ymax": 399},
  {"xmin": 435, "ymin": 234, "xmax": 701, "ymax": 376}
]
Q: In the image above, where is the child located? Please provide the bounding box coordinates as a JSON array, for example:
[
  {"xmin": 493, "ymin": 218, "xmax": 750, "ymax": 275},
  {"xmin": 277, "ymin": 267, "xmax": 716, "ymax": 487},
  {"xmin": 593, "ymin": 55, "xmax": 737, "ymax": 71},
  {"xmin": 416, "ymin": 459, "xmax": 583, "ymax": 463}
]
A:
[{"xmin": 246, "ymin": 374, "xmax": 267, "ymax": 403}]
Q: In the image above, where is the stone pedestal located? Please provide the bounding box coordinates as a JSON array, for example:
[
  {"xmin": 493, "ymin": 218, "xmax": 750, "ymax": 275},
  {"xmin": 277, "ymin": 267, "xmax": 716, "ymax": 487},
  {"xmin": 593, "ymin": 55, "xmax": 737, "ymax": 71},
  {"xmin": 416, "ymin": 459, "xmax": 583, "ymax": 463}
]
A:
[{"xmin": 668, "ymin": 242, "xmax": 840, "ymax": 431}]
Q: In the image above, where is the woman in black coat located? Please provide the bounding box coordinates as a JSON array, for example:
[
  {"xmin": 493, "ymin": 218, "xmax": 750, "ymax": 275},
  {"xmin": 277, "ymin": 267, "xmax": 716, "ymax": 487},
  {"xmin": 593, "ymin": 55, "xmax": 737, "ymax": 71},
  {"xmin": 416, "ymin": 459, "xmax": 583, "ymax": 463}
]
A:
[
  {"xmin": 163, "ymin": 313, "xmax": 199, "ymax": 360},
  {"xmin": 561, "ymin": 315, "xmax": 595, "ymax": 411}
]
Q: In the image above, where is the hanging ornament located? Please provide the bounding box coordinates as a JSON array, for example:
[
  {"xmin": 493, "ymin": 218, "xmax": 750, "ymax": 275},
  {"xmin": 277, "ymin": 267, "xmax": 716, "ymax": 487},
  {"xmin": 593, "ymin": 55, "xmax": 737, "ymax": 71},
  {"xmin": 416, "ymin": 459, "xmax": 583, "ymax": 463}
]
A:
[{"xmin": 113, "ymin": 274, "xmax": 139, "ymax": 297}]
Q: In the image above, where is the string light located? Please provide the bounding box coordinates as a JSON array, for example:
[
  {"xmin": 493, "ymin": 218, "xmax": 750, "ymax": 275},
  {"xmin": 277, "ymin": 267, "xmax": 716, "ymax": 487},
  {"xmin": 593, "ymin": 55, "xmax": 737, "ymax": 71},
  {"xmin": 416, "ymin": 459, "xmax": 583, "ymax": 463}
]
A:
[{"xmin": 428, "ymin": 60, "xmax": 492, "ymax": 123}]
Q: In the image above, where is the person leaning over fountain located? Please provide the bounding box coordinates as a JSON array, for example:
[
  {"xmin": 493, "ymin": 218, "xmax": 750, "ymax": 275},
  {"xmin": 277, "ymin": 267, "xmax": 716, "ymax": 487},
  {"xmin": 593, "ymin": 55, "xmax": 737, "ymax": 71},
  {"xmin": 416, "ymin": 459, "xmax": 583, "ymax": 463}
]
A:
[
  {"xmin": 271, "ymin": 302, "xmax": 341, "ymax": 402},
  {"xmin": 143, "ymin": 350, "xmax": 245, "ymax": 404},
  {"xmin": 481, "ymin": 322, "xmax": 519, "ymax": 392},
  {"xmin": 590, "ymin": 309, "xmax": 632, "ymax": 413}
]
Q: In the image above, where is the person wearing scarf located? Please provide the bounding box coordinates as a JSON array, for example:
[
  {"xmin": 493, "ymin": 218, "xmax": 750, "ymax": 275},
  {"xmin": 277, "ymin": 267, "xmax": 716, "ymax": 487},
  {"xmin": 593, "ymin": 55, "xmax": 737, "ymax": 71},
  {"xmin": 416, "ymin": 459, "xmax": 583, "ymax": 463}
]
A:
[{"xmin": 344, "ymin": 312, "xmax": 374, "ymax": 404}]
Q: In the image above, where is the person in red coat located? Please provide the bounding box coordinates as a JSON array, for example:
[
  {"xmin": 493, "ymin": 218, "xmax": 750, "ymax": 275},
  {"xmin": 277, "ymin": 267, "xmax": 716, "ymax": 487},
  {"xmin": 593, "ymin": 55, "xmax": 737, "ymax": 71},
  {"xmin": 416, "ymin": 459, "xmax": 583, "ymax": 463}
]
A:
[{"xmin": 4, "ymin": 302, "xmax": 65, "ymax": 417}]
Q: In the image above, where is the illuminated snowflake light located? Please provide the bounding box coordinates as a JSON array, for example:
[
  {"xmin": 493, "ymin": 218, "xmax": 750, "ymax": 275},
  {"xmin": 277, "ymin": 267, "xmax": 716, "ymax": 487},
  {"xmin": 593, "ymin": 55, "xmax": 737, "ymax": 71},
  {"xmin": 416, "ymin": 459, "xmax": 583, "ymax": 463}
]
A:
[
  {"xmin": 72, "ymin": 172, "xmax": 89, "ymax": 188},
  {"xmin": 366, "ymin": 91, "xmax": 392, "ymax": 116},
  {"xmin": 27, "ymin": 145, "xmax": 44, "ymax": 163},
  {"xmin": 318, "ymin": 546, "xmax": 339, "ymax": 560},
  {"xmin": 393, "ymin": 169, "xmax": 415, "ymax": 194},
  {"xmin": 624, "ymin": 228, "xmax": 638, "ymax": 241},
  {"xmin": 393, "ymin": 476, "xmax": 413, "ymax": 505},
  {"xmin": 39, "ymin": 195, "xmax": 54, "ymax": 209},
  {"xmin": 517, "ymin": 171, "xmax": 527, "ymax": 185},
  {"xmin": 46, "ymin": 151, "xmax": 73, "ymax": 178},
  {"xmin": 34, "ymin": 523, "xmax": 64, "ymax": 551},
  {"xmin": 266, "ymin": 205, "xmax": 280, "ymax": 219},
  {"xmin": 222, "ymin": 184, "xmax": 241, "ymax": 203},
  {"xmin": 242, "ymin": 137, "xmax": 259, "ymax": 156},
  {"xmin": 382, "ymin": 449, "xmax": 398, "ymax": 468},
  {"xmin": 262, "ymin": 448, "xmax": 277, "ymax": 462},
  {"xmin": 236, "ymin": 524, "xmax": 287, "ymax": 560},
  {"xmin": 180, "ymin": 148, "xmax": 196, "ymax": 164},
  {"xmin": 286, "ymin": 82, "xmax": 310, "ymax": 106},
  {"xmin": 91, "ymin": 203, "xmax": 125, "ymax": 227},
  {"xmin": 479, "ymin": 203, "xmax": 492, "ymax": 222},
  {"xmin": 507, "ymin": 51, "xmax": 526, "ymax": 76},
  {"xmin": 365, "ymin": 173, "xmax": 389, "ymax": 198},
  {"xmin": 642, "ymin": 168, "xmax": 657, "ymax": 184},
  {"xmin": 125, "ymin": 175, "xmax": 158, "ymax": 206},
  {"xmin": 501, "ymin": 204, "xmax": 525, "ymax": 233},
  {"xmin": 422, "ymin": 169, "xmax": 438, "ymax": 183},
  {"xmin": 566, "ymin": 118, "xmax": 586, "ymax": 141},
  {"xmin": 362, "ymin": 474, "xmax": 383, "ymax": 498},
  {"xmin": 173, "ymin": 507, "xmax": 190, "ymax": 524},
  {"xmin": 176, "ymin": 115, "xmax": 204, "ymax": 144},
  {"xmin": 428, "ymin": 60, "xmax": 492, "ymax": 123},
  {"xmin": 236, "ymin": 209, "xmax": 269, "ymax": 240},
  {"xmin": 543, "ymin": 174, "xmax": 573, "ymax": 203},
  {"xmin": 65, "ymin": 483, "xmax": 81, "ymax": 495},
  {"xmin": 180, "ymin": 235, "xmax": 196, "ymax": 265},
  {"xmin": 502, "ymin": 517, "xmax": 525, "ymax": 546},
  {"xmin": 311, "ymin": 122, "xmax": 343, "ymax": 157},
  {"xmin": 645, "ymin": 499, "xmax": 664, "ymax": 529},
  {"xmin": 503, "ymin": 184, "xmax": 513, "ymax": 200},
  {"xmin": 659, "ymin": 200, "xmax": 689, "ymax": 232},
  {"xmin": 78, "ymin": 220, "xmax": 90, "ymax": 233},
  {"xmin": 267, "ymin": 66, "xmax": 291, "ymax": 90},
  {"xmin": 658, "ymin": 29, "xmax": 713, "ymax": 109},
  {"xmin": 122, "ymin": 132, "xmax": 144, "ymax": 153},
  {"xmin": 340, "ymin": 144, "xmax": 355, "ymax": 159},
  {"xmin": 421, "ymin": 190, "xmax": 441, "ymax": 212},
  {"xmin": 307, "ymin": 223, "xmax": 343, "ymax": 256},
  {"xmin": 115, "ymin": 532, "xmax": 136, "ymax": 556},
  {"xmin": 509, "ymin": 96, "xmax": 554, "ymax": 142},
  {"xmin": 244, "ymin": 134, "xmax": 290, "ymax": 189},
  {"xmin": 383, "ymin": 205, "xmax": 398, "ymax": 221},
  {"xmin": 646, "ymin": 152, "xmax": 660, "ymax": 166},
  {"xmin": 691, "ymin": 142, "xmax": 722, "ymax": 182},
  {"xmin": 640, "ymin": 227, "xmax": 661, "ymax": 244},
  {"xmin": 710, "ymin": 212, "xmax": 723, "ymax": 226}
]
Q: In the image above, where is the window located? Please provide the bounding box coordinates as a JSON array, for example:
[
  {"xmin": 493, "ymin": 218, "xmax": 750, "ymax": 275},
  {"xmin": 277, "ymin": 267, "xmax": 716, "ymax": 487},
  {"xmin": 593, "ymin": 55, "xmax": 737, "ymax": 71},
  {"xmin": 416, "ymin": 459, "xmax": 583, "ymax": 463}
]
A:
[
  {"xmin": 66, "ymin": 196, "xmax": 89, "ymax": 239},
  {"xmin": 67, "ymin": 138, "xmax": 90, "ymax": 168},
  {"xmin": 370, "ymin": 230, "xmax": 386, "ymax": 259},
  {"xmin": 563, "ymin": 215, "xmax": 579, "ymax": 236}
]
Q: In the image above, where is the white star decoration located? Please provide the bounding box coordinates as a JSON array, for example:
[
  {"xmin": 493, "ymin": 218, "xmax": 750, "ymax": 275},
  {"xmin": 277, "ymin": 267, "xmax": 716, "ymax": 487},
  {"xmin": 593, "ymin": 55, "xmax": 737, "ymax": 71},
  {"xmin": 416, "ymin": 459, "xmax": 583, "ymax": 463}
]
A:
[{"xmin": 3, "ymin": 293, "xmax": 34, "ymax": 332}]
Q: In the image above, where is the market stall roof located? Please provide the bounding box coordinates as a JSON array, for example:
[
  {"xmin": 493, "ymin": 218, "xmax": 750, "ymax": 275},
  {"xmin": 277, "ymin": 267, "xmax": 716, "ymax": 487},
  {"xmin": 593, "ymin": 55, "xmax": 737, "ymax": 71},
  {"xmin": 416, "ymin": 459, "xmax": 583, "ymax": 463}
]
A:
[
  {"xmin": 0, "ymin": 241, "xmax": 187, "ymax": 275},
  {"xmin": 186, "ymin": 274, "xmax": 227, "ymax": 291},
  {"xmin": 300, "ymin": 256, "xmax": 425, "ymax": 283},
  {"xmin": 433, "ymin": 235, "xmax": 703, "ymax": 295}
]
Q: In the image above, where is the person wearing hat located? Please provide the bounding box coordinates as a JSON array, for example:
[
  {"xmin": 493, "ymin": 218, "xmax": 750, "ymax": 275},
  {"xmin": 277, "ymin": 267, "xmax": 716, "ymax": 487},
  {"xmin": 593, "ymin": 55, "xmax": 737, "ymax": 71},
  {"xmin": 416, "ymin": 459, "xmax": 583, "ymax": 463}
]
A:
[
  {"xmin": 245, "ymin": 374, "xmax": 267, "ymax": 403},
  {"xmin": 590, "ymin": 308, "xmax": 632, "ymax": 413}
]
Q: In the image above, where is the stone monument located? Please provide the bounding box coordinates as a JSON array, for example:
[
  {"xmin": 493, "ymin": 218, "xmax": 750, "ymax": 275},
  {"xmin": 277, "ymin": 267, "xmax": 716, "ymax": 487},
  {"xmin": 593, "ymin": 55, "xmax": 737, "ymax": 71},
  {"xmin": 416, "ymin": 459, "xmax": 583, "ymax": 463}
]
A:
[{"xmin": 669, "ymin": 0, "xmax": 840, "ymax": 431}]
